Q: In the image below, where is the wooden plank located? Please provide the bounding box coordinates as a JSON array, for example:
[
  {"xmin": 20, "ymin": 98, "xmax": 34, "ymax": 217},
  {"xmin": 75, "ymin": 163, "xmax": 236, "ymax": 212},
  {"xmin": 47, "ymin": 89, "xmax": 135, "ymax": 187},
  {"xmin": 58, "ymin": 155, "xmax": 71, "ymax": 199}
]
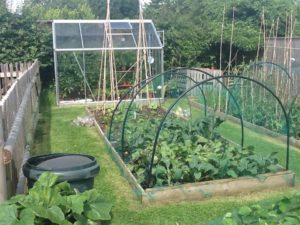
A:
[
  {"xmin": 3, "ymin": 64, "xmax": 8, "ymax": 94},
  {"xmin": 0, "ymin": 60, "xmax": 40, "ymax": 198},
  {"xmin": 92, "ymin": 116, "xmax": 145, "ymax": 200},
  {"xmin": 20, "ymin": 63, "xmax": 24, "ymax": 73},
  {"xmin": 15, "ymin": 63, "xmax": 19, "ymax": 78},
  {"xmin": 9, "ymin": 64, "xmax": 13, "ymax": 86},
  {"xmin": 4, "ymin": 76, "xmax": 38, "ymax": 168},
  {"xmin": 0, "ymin": 148, "xmax": 7, "ymax": 202},
  {"xmin": 143, "ymin": 171, "xmax": 295, "ymax": 205},
  {"xmin": 0, "ymin": 106, "xmax": 4, "ymax": 147},
  {"xmin": 0, "ymin": 65, "xmax": 3, "ymax": 100}
]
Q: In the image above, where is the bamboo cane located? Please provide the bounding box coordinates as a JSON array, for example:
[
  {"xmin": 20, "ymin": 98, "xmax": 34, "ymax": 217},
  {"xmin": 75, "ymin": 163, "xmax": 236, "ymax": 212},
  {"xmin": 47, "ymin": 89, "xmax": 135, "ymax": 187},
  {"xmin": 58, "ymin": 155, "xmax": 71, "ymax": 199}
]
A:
[
  {"xmin": 225, "ymin": 7, "xmax": 235, "ymax": 114},
  {"xmin": 218, "ymin": 4, "xmax": 226, "ymax": 112}
]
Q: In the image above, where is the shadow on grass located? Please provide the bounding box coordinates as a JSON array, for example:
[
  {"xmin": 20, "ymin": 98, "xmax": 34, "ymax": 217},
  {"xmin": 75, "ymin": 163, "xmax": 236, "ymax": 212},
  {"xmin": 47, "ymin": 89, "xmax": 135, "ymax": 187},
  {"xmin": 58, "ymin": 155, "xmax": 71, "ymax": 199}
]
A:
[{"xmin": 31, "ymin": 89, "xmax": 55, "ymax": 156}]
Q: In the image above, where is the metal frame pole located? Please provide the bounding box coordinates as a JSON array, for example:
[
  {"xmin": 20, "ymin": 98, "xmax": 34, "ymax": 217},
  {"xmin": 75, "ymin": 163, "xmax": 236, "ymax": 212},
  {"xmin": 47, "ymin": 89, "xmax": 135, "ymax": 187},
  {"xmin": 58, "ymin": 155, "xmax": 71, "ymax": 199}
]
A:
[{"xmin": 52, "ymin": 21, "xmax": 60, "ymax": 106}]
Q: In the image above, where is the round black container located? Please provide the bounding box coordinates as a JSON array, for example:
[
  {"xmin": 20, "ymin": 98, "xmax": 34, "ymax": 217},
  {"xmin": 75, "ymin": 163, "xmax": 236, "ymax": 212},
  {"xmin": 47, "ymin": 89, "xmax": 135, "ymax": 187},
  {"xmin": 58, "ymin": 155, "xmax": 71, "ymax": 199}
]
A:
[{"xmin": 23, "ymin": 153, "xmax": 100, "ymax": 192}]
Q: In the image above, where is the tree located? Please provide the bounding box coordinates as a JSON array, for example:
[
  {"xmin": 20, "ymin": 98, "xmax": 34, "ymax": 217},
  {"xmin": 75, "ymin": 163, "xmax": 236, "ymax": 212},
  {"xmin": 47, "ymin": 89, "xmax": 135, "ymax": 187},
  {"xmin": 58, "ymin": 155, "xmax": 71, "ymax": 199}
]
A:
[
  {"xmin": 0, "ymin": 12, "xmax": 49, "ymax": 64},
  {"xmin": 88, "ymin": 0, "xmax": 139, "ymax": 19},
  {"xmin": 0, "ymin": 0, "xmax": 7, "ymax": 14},
  {"xmin": 145, "ymin": 0, "xmax": 300, "ymax": 68},
  {"xmin": 23, "ymin": 0, "xmax": 95, "ymax": 20}
]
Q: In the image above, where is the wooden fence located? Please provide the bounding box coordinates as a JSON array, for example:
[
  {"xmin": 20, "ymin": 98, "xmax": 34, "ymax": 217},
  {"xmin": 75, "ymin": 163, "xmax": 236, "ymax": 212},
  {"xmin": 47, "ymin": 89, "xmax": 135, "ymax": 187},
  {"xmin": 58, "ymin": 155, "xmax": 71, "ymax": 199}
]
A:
[{"xmin": 0, "ymin": 60, "xmax": 41, "ymax": 201}]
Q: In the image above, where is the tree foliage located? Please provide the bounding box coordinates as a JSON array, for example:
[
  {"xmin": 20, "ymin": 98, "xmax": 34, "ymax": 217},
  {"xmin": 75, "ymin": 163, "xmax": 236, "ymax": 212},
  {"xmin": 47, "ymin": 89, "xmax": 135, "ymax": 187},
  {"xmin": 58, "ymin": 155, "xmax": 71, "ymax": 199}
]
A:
[
  {"xmin": 145, "ymin": 0, "xmax": 300, "ymax": 68},
  {"xmin": 88, "ymin": 0, "xmax": 139, "ymax": 19},
  {"xmin": 0, "ymin": 1, "xmax": 7, "ymax": 14},
  {"xmin": 1, "ymin": 0, "xmax": 300, "ymax": 77},
  {"xmin": 23, "ymin": 0, "xmax": 96, "ymax": 19},
  {"xmin": 0, "ymin": 10, "xmax": 50, "ymax": 64}
]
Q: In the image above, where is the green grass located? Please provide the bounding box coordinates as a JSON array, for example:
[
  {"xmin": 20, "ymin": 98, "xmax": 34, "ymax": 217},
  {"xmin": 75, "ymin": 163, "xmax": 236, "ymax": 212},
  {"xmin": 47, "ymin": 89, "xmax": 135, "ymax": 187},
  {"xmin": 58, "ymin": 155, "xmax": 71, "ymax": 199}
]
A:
[{"xmin": 31, "ymin": 91, "xmax": 300, "ymax": 225}]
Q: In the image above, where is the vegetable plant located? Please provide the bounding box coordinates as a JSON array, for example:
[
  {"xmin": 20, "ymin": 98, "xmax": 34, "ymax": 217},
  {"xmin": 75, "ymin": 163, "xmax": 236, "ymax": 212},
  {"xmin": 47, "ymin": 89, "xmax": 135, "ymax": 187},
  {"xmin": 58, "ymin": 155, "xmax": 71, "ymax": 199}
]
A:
[
  {"xmin": 124, "ymin": 112, "xmax": 279, "ymax": 188},
  {"xmin": 209, "ymin": 194, "xmax": 300, "ymax": 225},
  {"xmin": 290, "ymin": 103, "xmax": 300, "ymax": 139},
  {"xmin": 94, "ymin": 104, "xmax": 280, "ymax": 188},
  {"xmin": 0, "ymin": 172, "xmax": 112, "ymax": 225}
]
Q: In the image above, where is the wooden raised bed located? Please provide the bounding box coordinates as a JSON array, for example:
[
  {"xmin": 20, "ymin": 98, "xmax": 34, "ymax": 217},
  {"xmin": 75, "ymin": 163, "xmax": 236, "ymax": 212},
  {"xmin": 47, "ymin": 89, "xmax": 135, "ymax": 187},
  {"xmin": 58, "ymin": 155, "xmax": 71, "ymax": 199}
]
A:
[{"xmin": 92, "ymin": 114, "xmax": 295, "ymax": 205}]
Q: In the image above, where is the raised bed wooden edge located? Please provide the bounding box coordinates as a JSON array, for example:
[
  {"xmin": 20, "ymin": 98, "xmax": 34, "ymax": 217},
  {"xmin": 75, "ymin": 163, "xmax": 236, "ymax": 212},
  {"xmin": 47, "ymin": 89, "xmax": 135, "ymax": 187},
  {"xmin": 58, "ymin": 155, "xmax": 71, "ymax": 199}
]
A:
[{"xmin": 91, "ymin": 113, "xmax": 295, "ymax": 205}]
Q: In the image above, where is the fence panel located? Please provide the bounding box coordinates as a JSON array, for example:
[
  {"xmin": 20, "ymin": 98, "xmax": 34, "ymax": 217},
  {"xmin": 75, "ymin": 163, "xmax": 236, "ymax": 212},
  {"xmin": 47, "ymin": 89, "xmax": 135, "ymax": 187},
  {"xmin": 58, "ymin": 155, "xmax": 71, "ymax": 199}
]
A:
[{"xmin": 0, "ymin": 60, "xmax": 40, "ymax": 200}]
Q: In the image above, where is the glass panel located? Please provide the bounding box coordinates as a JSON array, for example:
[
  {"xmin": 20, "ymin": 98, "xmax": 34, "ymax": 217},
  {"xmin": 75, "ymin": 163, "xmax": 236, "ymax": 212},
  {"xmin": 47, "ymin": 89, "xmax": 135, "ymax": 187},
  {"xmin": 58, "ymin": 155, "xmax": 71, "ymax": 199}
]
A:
[
  {"xmin": 111, "ymin": 22, "xmax": 132, "ymax": 33},
  {"xmin": 54, "ymin": 21, "xmax": 163, "ymax": 50},
  {"xmin": 81, "ymin": 23, "xmax": 104, "ymax": 48},
  {"xmin": 144, "ymin": 23, "xmax": 162, "ymax": 48},
  {"xmin": 131, "ymin": 22, "xmax": 163, "ymax": 48},
  {"xmin": 55, "ymin": 23, "xmax": 82, "ymax": 49},
  {"xmin": 112, "ymin": 34, "xmax": 136, "ymax": 48}
]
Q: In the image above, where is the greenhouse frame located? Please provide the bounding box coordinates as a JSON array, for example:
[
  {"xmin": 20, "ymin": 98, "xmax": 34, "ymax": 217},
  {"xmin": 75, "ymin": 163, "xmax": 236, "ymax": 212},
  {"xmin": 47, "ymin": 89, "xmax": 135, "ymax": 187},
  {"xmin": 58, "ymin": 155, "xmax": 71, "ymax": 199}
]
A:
[{"xmin": 52, "ymin": 19, "xmax": 164, "ymax": 105}]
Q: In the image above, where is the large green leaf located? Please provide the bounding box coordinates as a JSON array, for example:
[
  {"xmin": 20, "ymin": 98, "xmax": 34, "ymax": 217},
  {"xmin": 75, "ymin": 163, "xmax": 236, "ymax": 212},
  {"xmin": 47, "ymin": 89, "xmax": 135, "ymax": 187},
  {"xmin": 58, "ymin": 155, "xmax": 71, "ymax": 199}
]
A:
[
  {"xmin": 34, "ymin": 172, "xmax": 58, "ymax": 188},
  {"xmin": 47, "ymin": 206, "xmax": 68, "ymax": 224},
  {"xmin": 31, "ymin": 205, "xmax": 72, "ymax": 225},
  {"xmin": 60, "ymin": 195, "xmax": 86, "ymax": 214},
  {"xmin": 238, "ymin": 206, "xmax": 252, "ymax": 216},
  {"xmin": 84, "ymin": 201, "xmax": 113, "ymax": 221},
  {"xmin": 83, "ymin": 191, "xmax": 113, "ymax": 221},
  {"xmin": 55, "ymin": 181, "xmax": 73, "ymax": 194},
  {"xmin": 27, "ymin": 185, "xmax": 61, "ymax": 207},
  {"xmin": 18, "ymin": 208, "xmax": 35, "ymax": 225},
  {"xmin": 73, "ymin": 215, "xmax": 99, "ymax": 225},
  {"xmin": 0, "ymin": 204, "xmax": 19, "ymax": 225}
]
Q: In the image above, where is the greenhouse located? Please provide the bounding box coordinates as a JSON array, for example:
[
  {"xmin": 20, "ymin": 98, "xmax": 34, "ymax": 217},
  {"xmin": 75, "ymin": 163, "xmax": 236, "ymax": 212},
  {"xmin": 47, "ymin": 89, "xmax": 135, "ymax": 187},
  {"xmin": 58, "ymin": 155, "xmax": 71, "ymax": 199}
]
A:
[{"xmin": 52, "ymin": 19, "xmax": 164, "ymax": 105}]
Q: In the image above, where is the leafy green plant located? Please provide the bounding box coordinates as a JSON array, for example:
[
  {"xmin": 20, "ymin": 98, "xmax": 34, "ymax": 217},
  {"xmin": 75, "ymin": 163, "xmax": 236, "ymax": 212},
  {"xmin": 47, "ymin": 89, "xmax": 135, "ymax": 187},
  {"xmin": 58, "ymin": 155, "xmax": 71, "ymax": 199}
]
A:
[
  {"xmin": 208, "ymin": 194, "xmax": 300, "ymax": 225},
  {"xmin": 96, "ymin": 104, "xmax": 280, "ymax": 188},
  {"xmin": 130, "ymin": 138, "xmax": 279, "ymax": 188},
  {"xmin": 58, "ymin": 53, "xmax": 100, "ymax": 100},
  {"xmin": 125, "ymin": 113, "xmax": 279, "ymax": 188},
  {"xmin": 0, "ymin": 172, "xmax": 112, "ymax": 225},
  {"xmin": 290, "ymin": 104, "xmax": 300, "ymax": 139}
]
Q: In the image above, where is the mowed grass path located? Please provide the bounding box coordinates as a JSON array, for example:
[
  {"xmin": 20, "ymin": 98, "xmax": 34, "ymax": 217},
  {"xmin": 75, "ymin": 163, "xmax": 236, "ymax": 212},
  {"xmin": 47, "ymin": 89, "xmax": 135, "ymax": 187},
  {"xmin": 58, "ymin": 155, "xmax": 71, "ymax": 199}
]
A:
[{"xmin": 31, "ymin": 92, "xmax": 300, "ymax": 225}]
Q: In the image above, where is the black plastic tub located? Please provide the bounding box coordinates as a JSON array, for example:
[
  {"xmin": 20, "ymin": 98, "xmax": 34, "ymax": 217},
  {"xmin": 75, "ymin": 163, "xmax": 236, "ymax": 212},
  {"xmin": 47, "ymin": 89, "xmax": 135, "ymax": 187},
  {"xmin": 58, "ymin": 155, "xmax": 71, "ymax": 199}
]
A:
[{"xmin": 23, "ymin": 153, "xmax": 100, "ymax": 192}]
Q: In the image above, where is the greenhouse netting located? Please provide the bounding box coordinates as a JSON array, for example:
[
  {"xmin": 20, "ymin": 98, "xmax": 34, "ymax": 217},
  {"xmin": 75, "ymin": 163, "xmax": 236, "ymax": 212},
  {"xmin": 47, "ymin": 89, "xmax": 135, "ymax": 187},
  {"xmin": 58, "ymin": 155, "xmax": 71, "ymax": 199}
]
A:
[{"xmin": 104, "ymin": 70, "xmax": 290, "ymax": 189}]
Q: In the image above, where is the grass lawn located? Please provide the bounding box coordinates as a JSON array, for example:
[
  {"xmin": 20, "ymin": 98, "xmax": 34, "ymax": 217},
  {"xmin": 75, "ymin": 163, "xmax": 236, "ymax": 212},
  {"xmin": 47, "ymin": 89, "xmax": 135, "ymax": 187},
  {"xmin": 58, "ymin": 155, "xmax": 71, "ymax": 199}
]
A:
[{"xmin": 31, "ymin": 91, "xmax": 300, "ymax": 225}]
